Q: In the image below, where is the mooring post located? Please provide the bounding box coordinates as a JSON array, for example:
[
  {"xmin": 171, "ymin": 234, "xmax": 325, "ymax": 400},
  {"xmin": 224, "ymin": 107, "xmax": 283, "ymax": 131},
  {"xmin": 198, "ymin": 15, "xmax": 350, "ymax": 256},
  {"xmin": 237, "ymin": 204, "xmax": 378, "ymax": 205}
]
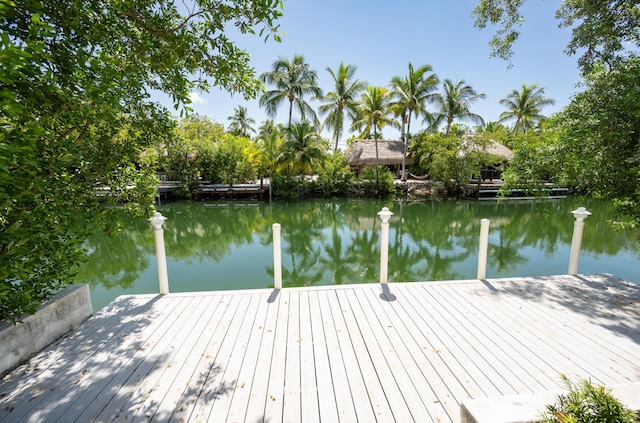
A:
[
  {"xmin": 477, "ymin": 218, "xmax": 490, "ymax": 280},
  {"xmin": 568, "ymin": 207, "xmax": 591, "ymax": 275},
  {"xmin": 149, "ymin": 212, "xmax": 169, "ymax": 294},
  {"xmin": 273, "ymin": 223, "xmax": 282, "ymax": 290},
  {"xmin": 378, "ymin": 207, "xmax": 394, "ymax": 284}
]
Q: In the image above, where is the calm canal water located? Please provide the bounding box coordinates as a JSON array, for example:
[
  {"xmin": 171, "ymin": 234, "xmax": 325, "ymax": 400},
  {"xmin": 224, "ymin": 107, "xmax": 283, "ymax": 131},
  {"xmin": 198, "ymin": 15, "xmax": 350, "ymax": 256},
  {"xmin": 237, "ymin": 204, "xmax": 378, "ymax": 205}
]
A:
[{"xmin": 76, "ymin": 197, "xmax": 640, "ymax": 312}]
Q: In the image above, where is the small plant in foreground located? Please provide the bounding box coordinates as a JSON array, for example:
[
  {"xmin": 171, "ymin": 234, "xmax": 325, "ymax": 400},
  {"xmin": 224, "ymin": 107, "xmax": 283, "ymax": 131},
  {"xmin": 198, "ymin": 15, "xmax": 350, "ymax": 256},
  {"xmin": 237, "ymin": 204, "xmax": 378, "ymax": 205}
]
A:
[{"xmin": 540, "ymin": 375, "xmax": 638, "ymax": 423}]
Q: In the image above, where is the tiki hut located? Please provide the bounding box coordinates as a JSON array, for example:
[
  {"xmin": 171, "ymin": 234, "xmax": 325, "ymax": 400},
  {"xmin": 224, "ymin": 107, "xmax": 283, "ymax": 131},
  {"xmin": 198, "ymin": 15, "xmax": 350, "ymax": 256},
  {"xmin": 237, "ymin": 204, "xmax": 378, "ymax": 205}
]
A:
[
  {"xmin": 458, "ymin": 138, "xmax": 513, "ymax": 161},
  {"xmin": 344, "ymin": 140, "xmax": 409, "ymax": 177},
  {"xmin": 458, "ymin": 137, "xmax": 513, "ymax": 182}
]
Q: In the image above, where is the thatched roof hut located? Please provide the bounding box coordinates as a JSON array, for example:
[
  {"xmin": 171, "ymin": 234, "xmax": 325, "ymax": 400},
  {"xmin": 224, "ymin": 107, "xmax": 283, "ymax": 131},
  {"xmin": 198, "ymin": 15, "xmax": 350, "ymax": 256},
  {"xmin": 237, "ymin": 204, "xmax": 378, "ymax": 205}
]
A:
[
  {"xmin": 345, "ymin": 140, "xmax": 408, "ymax": 166},
  {"xmin": 458, "ymin": 138, "xmax": 513, "ymax": 161}
]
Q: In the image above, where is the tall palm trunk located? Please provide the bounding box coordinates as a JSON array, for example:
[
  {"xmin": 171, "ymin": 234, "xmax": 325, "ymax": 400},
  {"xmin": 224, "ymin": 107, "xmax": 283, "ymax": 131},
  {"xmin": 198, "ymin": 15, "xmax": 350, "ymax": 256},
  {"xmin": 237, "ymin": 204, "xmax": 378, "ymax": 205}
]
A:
[
  {"xmin": 402, "ymin": 112, "xmax": 411, "ymax": 181},
  {"xmin": 334, "ymin": 106, "xmax": 343, "ymax": 152},
  {"xmin": 287, "ymin": 97, "xmax": 294, "ymax": 142},
  {"xmin": 374, "ymin": 123, "xmax": 380, "ymax": 185}
]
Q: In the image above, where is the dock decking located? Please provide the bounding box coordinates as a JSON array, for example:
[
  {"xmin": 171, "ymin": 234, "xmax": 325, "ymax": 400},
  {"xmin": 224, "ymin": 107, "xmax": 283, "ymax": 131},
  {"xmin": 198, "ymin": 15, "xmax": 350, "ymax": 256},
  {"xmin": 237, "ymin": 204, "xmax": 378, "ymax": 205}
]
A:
[{"xmin": 1, "ymin": 274, "xmax": 640, "ymax": 422}]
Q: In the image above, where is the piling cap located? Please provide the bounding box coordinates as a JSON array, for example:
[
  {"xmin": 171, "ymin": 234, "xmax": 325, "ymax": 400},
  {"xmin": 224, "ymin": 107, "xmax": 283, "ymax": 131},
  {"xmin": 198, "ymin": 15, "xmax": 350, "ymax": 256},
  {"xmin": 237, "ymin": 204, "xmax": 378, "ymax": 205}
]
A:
[
  {"xmin": 377, "ymin": 207, "xmax": 394, "ymax": 222},
  {"xmin": 149, "ymin": 211, "xmax": 167, "ymax": 228},
  {"xmin": 571, "ymin": 207, "xmax": 591, "ymax": 221}
]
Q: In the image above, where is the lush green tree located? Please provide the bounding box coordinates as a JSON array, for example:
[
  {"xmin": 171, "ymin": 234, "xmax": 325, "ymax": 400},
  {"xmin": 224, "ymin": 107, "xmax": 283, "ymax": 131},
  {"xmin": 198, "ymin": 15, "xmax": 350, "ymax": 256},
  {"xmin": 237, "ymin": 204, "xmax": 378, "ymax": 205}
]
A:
[
  {"xmin": 409, "ymin": 132, "xmax": 491, "ymax": 193},
  {"xmin": 259, "ymin": 55, "xmax": 323, "ymax": 139},
  {"xmin": 472, "ymin": 0, "xmax": 640, "ymax": 73},
  {"xmin": 0, "ymin": 0, "xmax": 282, "ymax": 322},
  {"xmin": 160, "ymin": 116, "xmax": 224, "ymax": 195},
  {"xmin": 277, "ymin": 120, "xmax": 327, "ymax": 174},
  {"xmin": 499, "ymin": 83, "xmax": 555, "ymax": 135},
  {"xmin": 253, "ymin": 120, "xmax": 284, "ymax": 179},
  {"xmin": 556, "ymin": 59, "xmax": 640, "ymax": 227},
  {"xmin": 227, "ymin": 106, "xmax": 256, "ymax": 138},
  {"xmin": 319, "ymin": 62, "xmax": 366, "ymax": 151},
  {"xmin": 499, "ymin": 58, "xmax": 640, "ymax": 226},
  {"xmin": 352, "ymin": 86, "xmax": 399, "ymax": 182},
  {"xmin": 430, "ymin": 79, "xmax": 486, "ymax": 135},
  {"xmin": 390, "ymin": 62, "xmax": 440, "ymax": 180}
]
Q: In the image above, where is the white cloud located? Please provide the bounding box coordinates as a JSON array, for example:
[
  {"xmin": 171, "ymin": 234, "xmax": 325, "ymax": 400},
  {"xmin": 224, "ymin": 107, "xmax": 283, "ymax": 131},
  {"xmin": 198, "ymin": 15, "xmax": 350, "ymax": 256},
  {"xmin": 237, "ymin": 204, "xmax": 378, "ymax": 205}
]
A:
[{"xmin": 188, "ymin": 92, "xmax": 208, "ymax": 105}]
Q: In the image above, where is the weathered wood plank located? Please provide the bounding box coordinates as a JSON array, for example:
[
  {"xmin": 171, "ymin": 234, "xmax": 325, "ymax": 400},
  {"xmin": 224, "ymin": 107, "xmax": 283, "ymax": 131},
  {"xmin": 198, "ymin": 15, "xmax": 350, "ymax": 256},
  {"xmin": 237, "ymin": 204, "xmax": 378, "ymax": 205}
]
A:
[
  {"xmin": 186, "ymin": 293, "xmax": 254, "ymax": 423},
  {"xmin": 169, "ymin": 294, "xmax": 244, "ymax": 423},
  {"xmin": 338, "ymin": 287, "xmax": 412, "ymax": 422},
  {"xmin": 478, "ymin": 279, "xmax": 636, "ymax": 385},
  {"xmin": 299, "ymin": 290, "xmax": 320, "ymax": 423},
  {"xmin": 224, "ymin": 291, "xmax": 272, "ymax": 423},
  {"xmin": 332, "ymin": 288, "xmax": 383, "ymax": 422},
  {"xmin": 371, "ymin": 284, "xmax": 460, "ymax": 422},
  {"xmin": 78, "ymin": 297, "xmax": 220, "ymax": 422},
  {"xmin": 262, "ymin": 289, "xmax": 290, "ymax": 423},
  {"xmin": 282, "ymin": 290, "xmax": 301, "ymax": 423},
  {"xmin": 149, "ymin": 295, "xmax": 231, "ymax": 422},
  {"xmin": 316, "ymin": 290, "xmax": 358, "ymax": 422},
  {"xmin": 198, "ymin": 293, "xmax": 262, "ymax": 422},
  {"xmin": 242, "ymin": 290, "xmax": 282, "ymax": 423}
]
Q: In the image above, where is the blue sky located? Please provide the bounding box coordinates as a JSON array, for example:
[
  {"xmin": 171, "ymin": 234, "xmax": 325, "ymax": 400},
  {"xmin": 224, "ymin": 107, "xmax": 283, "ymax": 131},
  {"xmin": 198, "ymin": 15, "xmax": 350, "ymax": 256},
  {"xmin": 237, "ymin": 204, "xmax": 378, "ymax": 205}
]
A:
[{"xmin": 164, "ymin": 0, "xmax": 581, "ymax": 147}]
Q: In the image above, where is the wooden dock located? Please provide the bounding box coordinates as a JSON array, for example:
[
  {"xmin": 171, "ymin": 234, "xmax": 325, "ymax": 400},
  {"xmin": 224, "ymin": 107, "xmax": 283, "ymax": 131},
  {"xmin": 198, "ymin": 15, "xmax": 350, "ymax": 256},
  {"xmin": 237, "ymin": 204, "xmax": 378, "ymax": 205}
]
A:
[
  {"xmin": 193, "ymin": 184, "xmax": 268, "ymax": 200},
  {"xmin": 464, "ymin": 180, "xmax": 569, "ymax": 200},
  {"xmin": 1, "ymin": 274, "xmax": 640, "ymax": 422}
]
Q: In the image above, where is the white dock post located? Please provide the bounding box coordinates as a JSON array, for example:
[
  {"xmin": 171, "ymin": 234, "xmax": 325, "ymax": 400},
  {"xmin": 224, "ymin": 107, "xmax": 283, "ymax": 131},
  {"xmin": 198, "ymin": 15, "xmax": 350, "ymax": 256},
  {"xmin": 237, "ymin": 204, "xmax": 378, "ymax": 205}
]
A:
[
  {"xmin": 378, "ymin": 207, "xmax": 394, "ymax": 284},
  {"xmin": 149, "ymin": 212, "xmax": 169, "ymax": 294},
  {"xmin": 568, "ymin": 207, "xmax": 591, "ymax": 275},
  {"xmin": 477, "ymin": 218, "xmax": 490, "ymax": 280},
  {"xmin": 273, "ymin": 223, "xmax": 282, "ymax": 290}
]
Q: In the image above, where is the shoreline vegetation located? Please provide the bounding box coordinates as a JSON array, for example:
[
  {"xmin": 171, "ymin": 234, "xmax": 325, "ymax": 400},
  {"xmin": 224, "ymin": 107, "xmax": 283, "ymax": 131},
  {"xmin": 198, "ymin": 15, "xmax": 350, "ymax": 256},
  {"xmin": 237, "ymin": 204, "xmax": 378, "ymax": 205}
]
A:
[{"xmin": 2, "ymin": 1, "xmax": 638, "ymax": 323}]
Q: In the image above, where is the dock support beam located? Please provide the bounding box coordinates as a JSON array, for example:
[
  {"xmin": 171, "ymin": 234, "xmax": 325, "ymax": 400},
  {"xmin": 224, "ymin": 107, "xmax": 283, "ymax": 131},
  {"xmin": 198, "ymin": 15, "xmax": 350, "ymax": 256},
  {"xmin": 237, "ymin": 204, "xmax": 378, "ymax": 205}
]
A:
[
  {"xmin": 477, "ymin": 219, "xmax": 490, "ymax": 280},
  {"xmin": 378, "ymin": 207, "xmax": 394, "ymax": 284},
  {"xmin": 568, "ymin": 207, "xmax": 591, "ymax": 275},
  {"xmin": 149, "ymin": 212, "xmax": 169, "ymax": 294},
  {"xmin": 273, "ymin": 223, "xmax": 282, "ymax": 290}
]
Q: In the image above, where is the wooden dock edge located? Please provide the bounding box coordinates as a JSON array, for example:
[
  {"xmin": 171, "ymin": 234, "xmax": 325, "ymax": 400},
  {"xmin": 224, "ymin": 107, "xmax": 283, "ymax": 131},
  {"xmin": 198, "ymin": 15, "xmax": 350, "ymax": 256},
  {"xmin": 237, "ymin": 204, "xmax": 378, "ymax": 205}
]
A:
[{"xmin": 460, "ymin": 382, "xmax": 640, "ymax": 423}]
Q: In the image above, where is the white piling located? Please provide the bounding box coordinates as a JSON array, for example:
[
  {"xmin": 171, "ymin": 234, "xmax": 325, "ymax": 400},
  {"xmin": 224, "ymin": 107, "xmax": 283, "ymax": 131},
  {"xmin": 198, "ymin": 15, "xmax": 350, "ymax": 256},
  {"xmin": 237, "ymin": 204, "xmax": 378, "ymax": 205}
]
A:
[
  {"xmin": 273, "ymin": 223, "xmax": 282, "ymax": 290},
  {"xmin": 378, "ymin": 207, "xmax": 394, "ymax": 284},
  {"xmin": 477, "ymin": 218, "xmax": 490, "ymax": 280},
  {"xmin": 149, "ymin": 212, "xmax": 169, "ymax": 294},
  {"xmin": 568, "ymin": 207, "xmax": 591, "ymax": 275}
]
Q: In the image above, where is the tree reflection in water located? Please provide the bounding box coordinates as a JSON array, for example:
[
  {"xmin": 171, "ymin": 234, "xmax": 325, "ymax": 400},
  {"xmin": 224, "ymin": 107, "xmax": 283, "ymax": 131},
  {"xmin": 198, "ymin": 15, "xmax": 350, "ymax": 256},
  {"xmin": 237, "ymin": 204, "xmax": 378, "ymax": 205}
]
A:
[{"xmin": 76, "ymin": 198, "xmax": 640, "ymax": 311}]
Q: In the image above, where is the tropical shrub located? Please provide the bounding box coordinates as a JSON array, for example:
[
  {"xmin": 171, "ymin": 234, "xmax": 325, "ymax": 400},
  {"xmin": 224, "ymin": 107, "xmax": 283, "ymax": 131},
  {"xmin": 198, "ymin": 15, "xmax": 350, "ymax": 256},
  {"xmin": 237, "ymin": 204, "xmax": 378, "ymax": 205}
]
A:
[
  {"xmin": 316, "ymin": 153, "xmax": 354, "ymax": 197},
  {"xmin": 540, "ymin": 376, "xmax": 638, "ymax": 423},
  {"xmin": 271, "ymin": 174, "xmax": 309, "ymax": 200},
  {"xmin": 358, "ymin": 166, "xmax": 395, "ymax": 196}
]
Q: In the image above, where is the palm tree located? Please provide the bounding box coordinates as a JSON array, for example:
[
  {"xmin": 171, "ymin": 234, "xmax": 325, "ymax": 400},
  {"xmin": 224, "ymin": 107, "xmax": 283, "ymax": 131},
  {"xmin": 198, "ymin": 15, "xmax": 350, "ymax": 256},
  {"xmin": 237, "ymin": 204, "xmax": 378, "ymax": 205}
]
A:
[
  {"xmin": 226, "ymin": 105, "xmax": 256, "ymax": 138},
  {"xmin": 259, "ymin": 55, "xmax": 322, "ymax": 141},
  {"xmin": 477, "ymin": 121, "xmax": 508, "ymax": 133},
  {"xmin": 277, "ymin": 120, "xmax": 325, "ymax": 174},
  {"xmin": 255, "ymin": 120, "xmax": 282, "ymax": 180},
  {"xmin": 318, "ymin": 62, "xmax": 365, "ymax": 152},
  {"xmin": 430, "ymin": 79, "xmax": 486, "ymax": 135},
  {"xmin": 390, "ymin": 62, "xmax": 439, "ymax": 180},
  {"xmin": 499, "ymin": 83, "xmax": 555, "ymax": 135},
  {"xmin": 351, "ymin": 86, "xmax": 398, "ymax": 182}
]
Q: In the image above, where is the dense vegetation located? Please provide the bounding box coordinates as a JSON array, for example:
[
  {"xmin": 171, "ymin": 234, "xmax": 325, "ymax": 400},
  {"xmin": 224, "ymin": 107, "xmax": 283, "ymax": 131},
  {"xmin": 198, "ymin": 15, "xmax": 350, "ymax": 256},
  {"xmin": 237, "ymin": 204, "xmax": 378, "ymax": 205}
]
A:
[
  {"xmin": 1, "ymin": 0, "xmax": 638, "ymax": 322},
  {"xmin": 0, "ymin": 0, "xmax": 283, "ymax": 323}
]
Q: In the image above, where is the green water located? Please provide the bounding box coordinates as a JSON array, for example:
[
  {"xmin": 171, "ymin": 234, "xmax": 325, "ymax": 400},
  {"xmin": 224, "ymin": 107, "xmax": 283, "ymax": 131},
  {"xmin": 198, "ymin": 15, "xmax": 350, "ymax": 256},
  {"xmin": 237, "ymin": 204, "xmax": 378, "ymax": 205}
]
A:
[{"xmin": 75, "ymin": 197, "xmax": 640, "ymax": 312}]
